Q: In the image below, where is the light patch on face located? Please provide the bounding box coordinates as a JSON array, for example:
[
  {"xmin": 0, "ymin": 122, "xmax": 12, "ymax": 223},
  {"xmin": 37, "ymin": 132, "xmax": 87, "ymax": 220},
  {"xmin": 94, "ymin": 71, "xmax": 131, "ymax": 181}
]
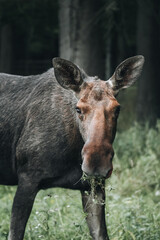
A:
[
  {"xmin": 92, "ymin": 87, "xmax": 104, "ymax": 101},
  {"xmin": 106, "ymin": 77, "xmax": 114, "ymax": 88}
]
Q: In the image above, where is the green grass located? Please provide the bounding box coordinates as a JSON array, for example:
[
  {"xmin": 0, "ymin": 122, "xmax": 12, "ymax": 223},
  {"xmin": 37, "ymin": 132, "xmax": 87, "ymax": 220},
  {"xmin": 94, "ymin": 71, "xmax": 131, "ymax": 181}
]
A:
[{"xmin": 0, "ymin": 121, "xmax": 160, "ymax": 240}]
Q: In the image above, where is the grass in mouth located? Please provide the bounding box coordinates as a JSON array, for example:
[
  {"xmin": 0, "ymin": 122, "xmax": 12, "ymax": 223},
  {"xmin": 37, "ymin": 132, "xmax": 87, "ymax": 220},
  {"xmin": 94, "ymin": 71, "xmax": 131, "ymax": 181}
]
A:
[{"xmin": 81, "ymin": 172, "xmax": 106, "ymax": 205}]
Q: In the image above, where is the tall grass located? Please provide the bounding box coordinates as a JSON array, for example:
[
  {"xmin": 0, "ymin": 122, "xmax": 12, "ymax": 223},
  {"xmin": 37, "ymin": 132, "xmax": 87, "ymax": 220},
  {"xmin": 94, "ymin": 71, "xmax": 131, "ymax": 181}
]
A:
[
  {"xmin": 107, "ymin": 120, "xmax": 160, "ymax": 240},
  {"xmin": 0, "ymin": 121, "xmax": 160, "ymax": 240}
]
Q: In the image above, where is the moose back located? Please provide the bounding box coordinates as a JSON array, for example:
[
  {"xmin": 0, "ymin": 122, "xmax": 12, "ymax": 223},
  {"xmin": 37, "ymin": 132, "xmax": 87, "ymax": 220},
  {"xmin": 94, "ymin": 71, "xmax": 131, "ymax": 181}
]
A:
[{"xmin": 0, "ymin": 56, "xmax": 144, "ymax": 240}]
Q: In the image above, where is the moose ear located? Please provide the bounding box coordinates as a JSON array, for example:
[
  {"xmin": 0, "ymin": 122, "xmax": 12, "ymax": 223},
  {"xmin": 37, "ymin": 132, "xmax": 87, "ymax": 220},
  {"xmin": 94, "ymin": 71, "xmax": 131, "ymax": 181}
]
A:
[
  {"xmin": 52, "ymin": 58, "xmax": 83, "ymax": 92},
  {"xmin": 107, "ymin": 55, "xmax": 145, "ymax": 95}
]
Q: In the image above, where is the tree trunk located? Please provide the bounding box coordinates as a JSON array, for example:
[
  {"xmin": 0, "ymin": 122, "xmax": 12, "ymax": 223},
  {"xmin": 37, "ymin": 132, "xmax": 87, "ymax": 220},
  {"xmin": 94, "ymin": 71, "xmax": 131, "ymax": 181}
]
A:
[
  {"xmin": 0, "ymin": 24, "xmax": 13, "ymax": 73},
  {"xmin": 136, "ymin": 0, "xmax": 160, "ymax": 124},
  {"xmin": 59, "ymin": 0, "xmax": 105, "ymax": 79}
]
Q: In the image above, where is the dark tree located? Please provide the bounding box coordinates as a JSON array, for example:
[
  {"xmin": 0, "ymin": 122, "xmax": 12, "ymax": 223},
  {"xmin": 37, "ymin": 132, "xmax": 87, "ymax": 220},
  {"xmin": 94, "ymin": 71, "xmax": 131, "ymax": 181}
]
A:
[
  {"xmin": 137, "ymin": 0, "xmax": 160, "ymax": 124},
  {"xmin": 59, "ymin": 0, "xmax": 105, "ymax": 79},
  {"xmin": 0, "ymin": 0, "xmax": 59, "ymax": 75},
  {"xmin": 0, "ymin": 24, "xmax": 13, "ymax": 73}
]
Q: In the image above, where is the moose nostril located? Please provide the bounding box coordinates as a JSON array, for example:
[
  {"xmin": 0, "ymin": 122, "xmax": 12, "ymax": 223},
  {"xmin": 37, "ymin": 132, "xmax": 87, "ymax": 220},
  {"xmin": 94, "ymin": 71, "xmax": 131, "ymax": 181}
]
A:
[
  {"xmin": 106, "ymin": 168, "xmax": 113, "ymax": 178},
  {"xmin": 109, "ymin": 150, "xmax": 114, "ymax": 162},
  {"xmin": 111, "ymin": 149, "xmax": 114, "ymax": 158}
]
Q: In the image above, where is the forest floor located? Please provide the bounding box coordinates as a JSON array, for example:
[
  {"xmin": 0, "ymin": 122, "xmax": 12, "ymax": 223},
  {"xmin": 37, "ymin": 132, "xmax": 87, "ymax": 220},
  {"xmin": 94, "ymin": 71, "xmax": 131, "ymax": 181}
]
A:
[{"xmin": 0, "ymin": 122, "xmax": 160, "ymax": 240}]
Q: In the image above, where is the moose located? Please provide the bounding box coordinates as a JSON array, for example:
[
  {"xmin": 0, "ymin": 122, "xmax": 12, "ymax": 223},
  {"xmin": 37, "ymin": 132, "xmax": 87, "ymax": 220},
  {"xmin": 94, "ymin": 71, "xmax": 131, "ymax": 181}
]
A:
[{"xmin": 0, "ymin": 55, "xmax": 144, "ymax": 240}]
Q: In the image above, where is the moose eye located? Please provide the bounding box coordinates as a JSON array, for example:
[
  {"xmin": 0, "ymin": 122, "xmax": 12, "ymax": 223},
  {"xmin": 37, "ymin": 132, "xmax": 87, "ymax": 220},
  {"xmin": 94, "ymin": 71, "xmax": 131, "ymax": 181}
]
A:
[{"xmin": 75, "ymin": 107, "xmax": 81, "ymax": 114}]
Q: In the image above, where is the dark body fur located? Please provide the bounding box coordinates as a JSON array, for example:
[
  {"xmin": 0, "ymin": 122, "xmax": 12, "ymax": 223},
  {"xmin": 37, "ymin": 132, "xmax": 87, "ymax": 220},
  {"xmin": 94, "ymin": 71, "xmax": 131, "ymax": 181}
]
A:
[{"xmin": 0, "ymin": 69, "xmax": 84, "ymax": 190}]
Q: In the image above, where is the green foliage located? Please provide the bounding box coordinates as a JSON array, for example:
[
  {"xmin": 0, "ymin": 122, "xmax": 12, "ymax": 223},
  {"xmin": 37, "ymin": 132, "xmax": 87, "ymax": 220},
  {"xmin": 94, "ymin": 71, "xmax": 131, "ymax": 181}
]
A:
[
  {"xmin": 108, "ymin": 120, "xmax": 160, "ymax": 239},
  {"xmin": 0, "ymin": 122, "xmax": 160, "ymax": 239}
]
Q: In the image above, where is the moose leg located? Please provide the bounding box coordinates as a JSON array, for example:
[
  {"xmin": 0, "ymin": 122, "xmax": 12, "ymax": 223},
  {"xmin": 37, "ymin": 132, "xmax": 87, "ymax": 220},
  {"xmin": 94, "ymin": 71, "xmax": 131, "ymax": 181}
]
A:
[
  {"xmin": 81, "ymin": 183, "xmax": 109, "ymax": 240},
  {"xmin": 8, "ymin": 175, "xmax": 38, "ymax": 240}
]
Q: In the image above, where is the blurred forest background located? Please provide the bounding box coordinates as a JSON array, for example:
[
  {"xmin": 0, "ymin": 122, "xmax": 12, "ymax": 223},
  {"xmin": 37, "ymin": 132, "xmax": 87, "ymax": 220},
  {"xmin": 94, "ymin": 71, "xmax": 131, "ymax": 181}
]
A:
[
  {"xmin": 0, "ymin": 0, "xmax": 160, "ymax": 127},
  {"xmin": 0, "ymin": 1, "xmax": 160, "ymax": 240}
]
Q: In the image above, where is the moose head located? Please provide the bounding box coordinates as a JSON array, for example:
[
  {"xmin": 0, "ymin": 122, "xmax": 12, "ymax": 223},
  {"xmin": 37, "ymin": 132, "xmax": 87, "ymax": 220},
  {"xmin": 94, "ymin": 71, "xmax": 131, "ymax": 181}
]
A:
[{"xmin": 53, "ymin": 56, "xmax": 144, "ymax": 178}]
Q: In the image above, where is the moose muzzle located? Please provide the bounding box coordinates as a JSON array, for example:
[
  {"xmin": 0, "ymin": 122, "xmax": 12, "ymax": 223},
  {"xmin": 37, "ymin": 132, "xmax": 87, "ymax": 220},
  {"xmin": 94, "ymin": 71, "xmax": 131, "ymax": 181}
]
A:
[{"xmin": 81, "ymin": 142, "xmax": 114, "ymax": 178}]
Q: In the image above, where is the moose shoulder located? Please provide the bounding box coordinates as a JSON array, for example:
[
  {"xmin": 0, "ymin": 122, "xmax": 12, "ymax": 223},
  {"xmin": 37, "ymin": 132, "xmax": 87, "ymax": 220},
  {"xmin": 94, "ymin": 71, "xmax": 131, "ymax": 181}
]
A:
[{"xmin": 0, "ymin": 55, "xmax": 144, "ymax": 240}]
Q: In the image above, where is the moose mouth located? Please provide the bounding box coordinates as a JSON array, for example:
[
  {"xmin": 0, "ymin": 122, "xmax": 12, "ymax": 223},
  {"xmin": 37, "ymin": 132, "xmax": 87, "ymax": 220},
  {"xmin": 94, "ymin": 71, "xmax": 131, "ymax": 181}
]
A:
[{"xmin": 81, "ymin": 167, "xmax": 113, "ymax": 181}]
